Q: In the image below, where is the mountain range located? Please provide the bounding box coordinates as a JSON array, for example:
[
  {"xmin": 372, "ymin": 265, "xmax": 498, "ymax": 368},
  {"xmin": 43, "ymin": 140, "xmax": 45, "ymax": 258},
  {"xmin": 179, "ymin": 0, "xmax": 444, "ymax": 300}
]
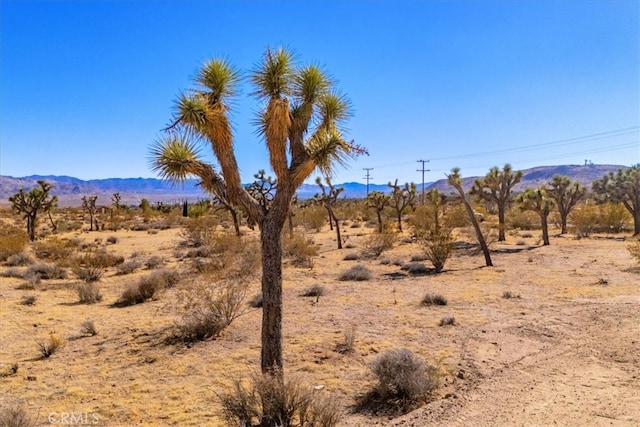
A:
[{"xmin": 0, "ymin": 164, "xmax": 627, "ymax": 207}]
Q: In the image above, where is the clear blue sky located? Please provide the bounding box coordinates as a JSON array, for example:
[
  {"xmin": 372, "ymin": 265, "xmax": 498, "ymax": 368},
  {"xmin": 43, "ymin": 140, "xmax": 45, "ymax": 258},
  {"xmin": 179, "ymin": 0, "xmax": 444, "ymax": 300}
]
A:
[{"xmin": 1, "ymin": 1, "xmax": 639, "ymax": 185}]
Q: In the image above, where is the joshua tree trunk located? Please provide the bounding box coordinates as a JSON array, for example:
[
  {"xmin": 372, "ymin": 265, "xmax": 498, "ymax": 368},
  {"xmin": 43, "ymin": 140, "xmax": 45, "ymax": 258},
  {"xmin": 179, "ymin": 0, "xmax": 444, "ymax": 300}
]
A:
[
  {"xmin": 330, "ymin": 208, "xmax": 342, "ymax": 249},
  {"xmin": 27, "ymin": 214, "xmax": 36, "ymax": 241},
  {"xmin": 396, "ymin": 211, "xmax": 403, "ymax": 232},
  {"xmin": 498, "ymin": 209, "xmax": 506, "ymax": 241},
  {"xmin": 560, "ymin": 215, "xmax": 568, "ymax": 234},
  {"xmin": 541, "ymin": 212, "xmax": 550, "ymax": 245},
  {"xmin": 230, "ymin": 209, "xmax": 241, "ymax": 236},
  {"xmin": 376, "ymin": 210, "xmax": 383, "ymax": 233}
]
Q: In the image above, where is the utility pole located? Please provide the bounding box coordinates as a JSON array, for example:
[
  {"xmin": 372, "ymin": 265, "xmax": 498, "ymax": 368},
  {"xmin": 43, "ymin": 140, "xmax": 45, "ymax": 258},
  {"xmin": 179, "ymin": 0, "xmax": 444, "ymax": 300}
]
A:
[
  {"xmin": 363, "ymin": 168, "xmax": 374, "ymax": 197},
  {"xmin": 417, "ymin": 159, "xmax": 430, "ymax": 205}
]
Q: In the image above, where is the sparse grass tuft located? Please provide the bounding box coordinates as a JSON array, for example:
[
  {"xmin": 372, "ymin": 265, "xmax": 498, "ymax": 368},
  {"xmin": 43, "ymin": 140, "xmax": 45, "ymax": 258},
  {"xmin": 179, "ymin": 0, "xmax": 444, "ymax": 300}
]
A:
[
  {"xmin": 248, "ymin": 292, "xmax": 263, "ymax": 308},
  {"xmin": 20, "ymin": 295, "xmax": 37, "ymax": 306},
  {"xmin": 5, "ymin": 252, "xmax": 33, "ymax": 267},
  {"xmin": 338, "ymin": 265, "xmax": 372, "ymax": 281},
  {"xmin": 439, "ymin": 317, "xmax": 456, "ymax": 326},
  {"xmin": 300, "ymin": 284, "xmax": 325, "ymax": 297},
  {"xmin": 335, "ymin": 324, "xmax": 357, "ymax": 354},
  {"xmin": 343, "ymin": 253, "xmax": 360, "ymax": 261},
  {"xmin": 421, "ymin": 294, "xmax": 447, "ymax": 306},
  {"xmin": 145, "ymin": 255, "xmax": 164, "ymax": 269},
  {"xmin": 26, "ymin": 263, "xmax": 66, "ymax": 280},
  {"xmin": 80, "ymin": 320, "xmax": 98, "ymax": 336},
  {"xmin": 410, "ymin": 253, "xmax": 427, "ymax": 262},
  {"xmin": 116, "ymin": 270, "xmax": 179, "ymax": 306},
  {"xmin": 401, "ymin": 262, "xmax": 431, "ymax": 275},
  {"xmin": 218, "ymin": 372, "xmax": 342, "ymax": 427},
  {"xmin": 1, "ymin": 267, "xmax": 25, "ymax": 279},
  {"xmin": 73, "ymin": 266, "xmax": 104, "ymax": 283},
  {"xmin": 502, "ymin": 291, "xmax": 521, "ymax": 299},
  {"xmin": 0, "ymin": 400, "xmax": 37, "ymax": 427},
  {"xmin": 76, "ymin": 283, "xmax": 103, "ymax": 304},
  {"xmin": 116, "ymin": 259, "xmax": 142, "ymax": 275},
  {"xmin": 37, "ymin": 334, "xmax": 64, "ymax": 358}
]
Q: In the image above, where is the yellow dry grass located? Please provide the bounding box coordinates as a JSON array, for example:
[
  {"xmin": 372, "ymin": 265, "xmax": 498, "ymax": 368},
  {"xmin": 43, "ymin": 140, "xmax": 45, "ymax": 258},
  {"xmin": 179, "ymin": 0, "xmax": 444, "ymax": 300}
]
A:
[{"xmin": 0, "ymin": 218, "xmax": 638, "ymax": 426}]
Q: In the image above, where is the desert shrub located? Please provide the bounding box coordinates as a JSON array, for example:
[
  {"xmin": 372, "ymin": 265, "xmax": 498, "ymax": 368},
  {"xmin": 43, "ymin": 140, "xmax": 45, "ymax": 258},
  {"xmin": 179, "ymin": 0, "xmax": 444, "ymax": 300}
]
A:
[
  {"xmin": 378, "ymin": 257, "xmax": 391, "ymax": 265},
  {"xmin": 116, "ymin": 259, "xmax": 142, "ymax": 275},
  {"xmin": 1, "ymin": 267, "xmax": 25, "ymax": 279},
  {"xmin": 358, "ymin": 348, "xmax": 437, "ymax": 415},
  {"xmin": 106, "ymin": 236, "xmax": 118, "ymax": 245},
  {"xmin": 180, "ymin": 215, "xmax": 218, "ymax": 247},
  {"xmin": 343, "ymin": 253, "xmax": 359, "ymax": 261},
  {"xmin": 76, "ymin": 249, "xmax": 125, "ymax": 269},
  {"xmin": 298, "ymin": 205, "xmax": 327, "ymax": 232},
  {"xmin": 598, "ymin": 202, "xmax": 632, "ymax": 233},
  {"xmin": 218, "ymin": 373, "xmax": 342, "ymax": 427},
  {"xmin": 410, "ymin": 253, "xmax": 427, "ymax": 262},
  {"xmin": 421, "ymin": 294, "xmax": 447, "ymax": 306},
  {"xmin": 362, "ymin": 232, "xmax": 396, "ymax": 259},
  {"xmin": 0, "ymin": 226, "xmax": 28, "ymax": 262},
  {"xmin": 401, "ymin": 262, "xmax": 430, "ymax": 275},
  {"xmin": 76, "ymin": 283, "xmax": 103, "ymax": 304},
  {"xmin": 407, "ymin": 205, "xmax": 436, "ymax": 239},
  {"xmin": 570, "ymin": 203, "xmax": 600, "ymax": 237},
  {"xmin": 420, "ymin": 228, "xmax": 454, "ymax": 273},
  {"xmin": 249, "ymin": 292, "xmax": 263, "ymax": 308},
  {"xmin": 283, "ymin": 234, "xmax": 318, "ymax": 268},
  {"xmin": 20, "ymin": 295, "xmax": 37, "ymax": 306},
  {"xmin": 335, "ymin": 324, "xmax": 357, "ymax": 354},
  {"xmin": 80, "ymin": 320, "xmax": 97, "ymax": 336},
  {"xmin": 33, "ymin": 237, "xmax": 78, "ymax": 261},
  {"xmin": 507, "ymin": 209, "xmax": 538, "ymax": 230},
  {"xmin": 5, "ymin": 252, "xmax": 33, "ymax": 267},
  {"xmin": 0, "ymin": 400, "xmax": 37, "ymax": 427},
  {"xmin": 37, "ymin": 334, "xmax": 64, "ymax": 358},
  {"xmin": 0, "ymin": 363, "xmax": 19, "ymax": 378},
  {"xmin": 338, "ymin": 265, "xmax": 372, "ymax": 281},
  {"xmin": 26, "ymin": 263, "xmax": 66, "ymax": 280},
  {"xmin": 350, "ymin": 222, "xmax": 362, "ymax": 228},
  {"xmin": 16, "ymin": 273, "xmax": 41, "ymax": 290},
  {"xmin": 185, "ymin": 246, "xmax": 213, "ymax": 258},
  {"xmin": 439, "ymin": 317, "xmax": 456, "ymax": 326},
  {"xmin": 116, "ymin": 270, "xmax": 178, "ymax": 306},
  {"xmin": 300, "ymin": 284, "xmax": 325, "ymax": 297},
  {"xmin": 145, "ymin": 255, "xmax": 164, "ymax": 269},
  {"xmin": 442, "ymin": 203, "xmax": 470, "ymax": 228},
  {"xmin": 73, "ymin": 266, "xmax": 104, "ymax": 283},
  {"xmin": 177, "ymin": 280, "xmax": 249, "ymax": 342}
]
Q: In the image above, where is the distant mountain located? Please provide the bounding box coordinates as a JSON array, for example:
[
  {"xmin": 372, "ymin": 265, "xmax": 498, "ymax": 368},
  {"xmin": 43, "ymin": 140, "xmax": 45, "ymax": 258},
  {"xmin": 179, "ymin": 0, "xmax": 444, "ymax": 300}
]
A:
[
  {"xmin": 0, "ymin": 164, "xmax": 628, "ymax": 207},
  {"xmin": 425, "ymin": 164, "xmax": 627, "ymax": 195}
]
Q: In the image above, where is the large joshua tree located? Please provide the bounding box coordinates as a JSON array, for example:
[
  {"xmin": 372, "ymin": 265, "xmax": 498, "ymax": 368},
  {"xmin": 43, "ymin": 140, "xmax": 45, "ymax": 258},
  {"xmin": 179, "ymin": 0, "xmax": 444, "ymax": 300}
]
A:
[
  {"xmin": 150, "ymin": 48, "xmax": 366, "ymax": 376},
  {"xmin": 471, "ymin": 164, "xmax": 523, "ymax": 241}
]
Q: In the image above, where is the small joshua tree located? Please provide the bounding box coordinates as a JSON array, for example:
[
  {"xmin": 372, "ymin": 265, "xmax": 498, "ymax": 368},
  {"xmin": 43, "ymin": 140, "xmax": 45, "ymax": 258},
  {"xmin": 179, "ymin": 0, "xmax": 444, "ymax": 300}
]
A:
[
  {"xmin": 82, "ymin": 195, "xmax": 99, "ymax": 231},
  {"xmin": 367, "ymin": 191, "xmax": 391, "ymax": 233},
  {"xmin": 9, "ymin": 180, "xmax": 57, "ymax": 241},
  {"xmin": 546, "ymin": 175, "xmax": 586, "ymax": 234},
  {"xmin": 388, "ymin": 180, "xmax": 417, "ymax": 232},
  {"xmin": 517, "ymin": 188, "xmax": 554, "ymax": 245},
  {"xmin": 315, "ymin": 177, "xmax": 344, "ymax": 248}
]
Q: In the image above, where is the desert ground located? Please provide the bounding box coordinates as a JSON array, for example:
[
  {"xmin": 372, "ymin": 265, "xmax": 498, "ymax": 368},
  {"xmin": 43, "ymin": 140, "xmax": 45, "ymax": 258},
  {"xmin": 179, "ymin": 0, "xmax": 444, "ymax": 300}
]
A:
[{"xmin": 1, "ymin": 210, "xmax": 639, "ymax": 426}]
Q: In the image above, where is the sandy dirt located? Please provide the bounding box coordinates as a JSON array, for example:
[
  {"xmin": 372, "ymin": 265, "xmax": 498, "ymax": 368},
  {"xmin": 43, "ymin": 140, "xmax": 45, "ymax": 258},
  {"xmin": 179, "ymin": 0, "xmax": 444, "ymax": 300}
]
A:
[{"xmin": 0, "ymin": 222, "xmax": 639, "ymax": 426}]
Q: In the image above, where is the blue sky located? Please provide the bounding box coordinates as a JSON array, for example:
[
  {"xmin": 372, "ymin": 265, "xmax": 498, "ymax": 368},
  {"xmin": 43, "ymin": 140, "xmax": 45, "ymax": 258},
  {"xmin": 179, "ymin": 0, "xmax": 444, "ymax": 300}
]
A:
[{"xmin": 1, "ymin": 1, "xmax": 638, "ymax": 185}]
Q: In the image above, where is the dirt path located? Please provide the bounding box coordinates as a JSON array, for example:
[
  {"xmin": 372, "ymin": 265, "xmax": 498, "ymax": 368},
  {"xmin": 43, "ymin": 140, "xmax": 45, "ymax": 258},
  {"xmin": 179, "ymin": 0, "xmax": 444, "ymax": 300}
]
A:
[{"xmin": 387, "ymin": 296, "xmax": 640, "ymax": 426}]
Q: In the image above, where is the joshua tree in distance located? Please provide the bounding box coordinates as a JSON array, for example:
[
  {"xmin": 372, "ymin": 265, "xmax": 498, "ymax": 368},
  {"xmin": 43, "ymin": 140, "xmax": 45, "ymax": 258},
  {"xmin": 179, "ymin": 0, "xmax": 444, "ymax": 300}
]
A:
[
  {"xmin": 150, "ymin": 47, "xmax": 366, "ymax": 377},
  {"xmin": 388, "ymin": 179, "xmax": 417, "ymax": 232},
  {"xmin": 367, "ymin": 191, "xmax": 391, "ymax": 233},
  {"xmin": 593, "ymin": 165, "xmax": 640, "ymax": 235},
  {"xmin": 82, "ymin": 195, "xmax": 99, "ymax": 231},
  {"xmin": 9, "ymin": 180, "xmax": 57, "ymax": 241},
  {"xmin": 545, "ymin": 175, "xmax": 586, "ymax": 234},
  {"xmin": 471, "ymin": 164, "xmax": 523, "ymax": 242},
  {"xmin": 315, "ymin": 177, "xmax": 344, "ymax": 249},
  {"xmin": 517, "ymin": 188, "xmax": 554, "ymax": 245},
  {"xmin": 448, "ymin": 168, "xmax": 493, "ymax": 267}
]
